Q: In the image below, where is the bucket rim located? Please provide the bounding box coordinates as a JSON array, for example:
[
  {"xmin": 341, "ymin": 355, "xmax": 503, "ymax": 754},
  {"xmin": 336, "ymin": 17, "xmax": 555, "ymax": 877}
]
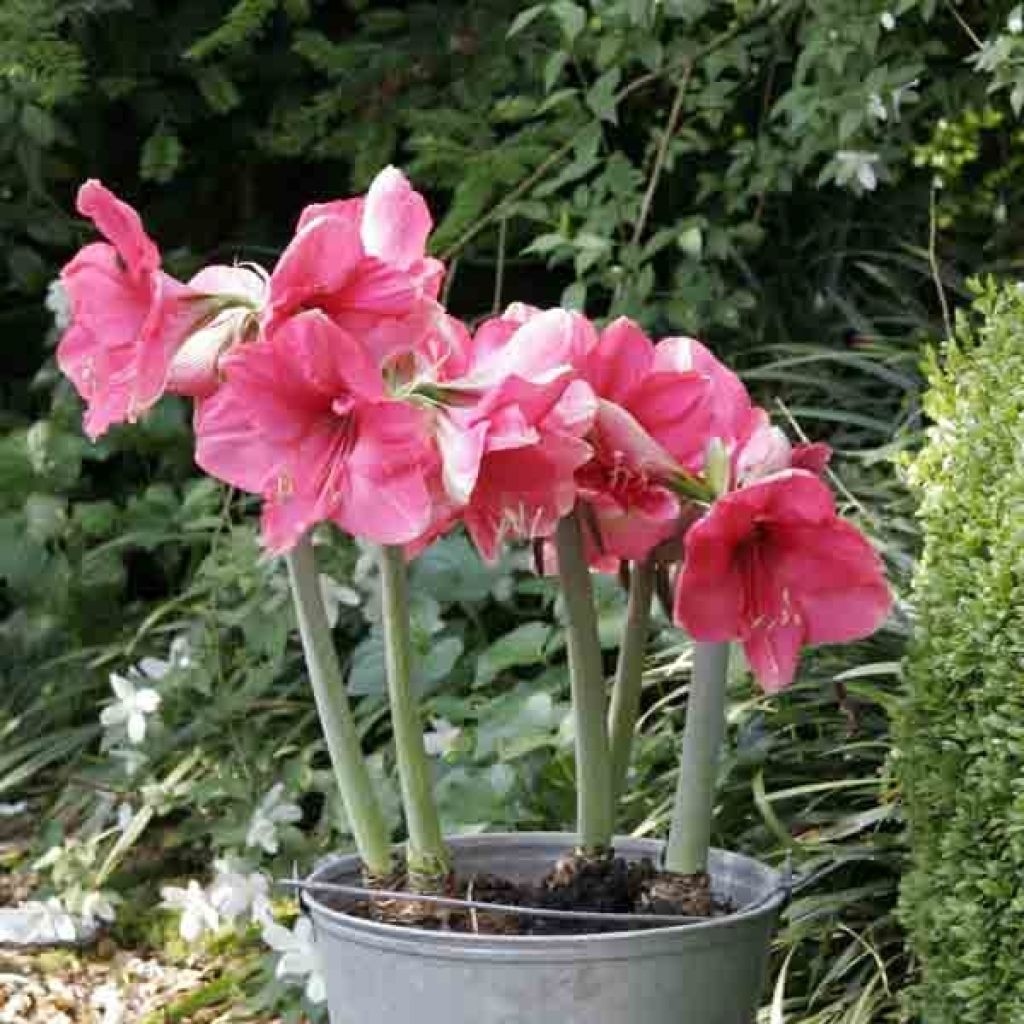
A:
[{"xmin": 302, "ymin": 831, "xmax": 785, "ymax": 953}]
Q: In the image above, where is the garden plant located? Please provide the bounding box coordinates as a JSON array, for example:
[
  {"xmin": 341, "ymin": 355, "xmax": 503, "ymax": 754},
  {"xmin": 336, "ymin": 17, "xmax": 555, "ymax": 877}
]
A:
[
  {"xmin": 5, "ymin": 1, "xmax": 1024, "ymax": 1021},
  {"xmin": 48, "ymin": 165, "xmax": 890, "ymax": 1021}
]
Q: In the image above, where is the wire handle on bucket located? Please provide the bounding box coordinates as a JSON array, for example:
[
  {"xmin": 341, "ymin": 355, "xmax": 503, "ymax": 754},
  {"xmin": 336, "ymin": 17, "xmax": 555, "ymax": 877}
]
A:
[{"xmin": 279, "ymin": 854, "xmax": 846, "ymax": 928}]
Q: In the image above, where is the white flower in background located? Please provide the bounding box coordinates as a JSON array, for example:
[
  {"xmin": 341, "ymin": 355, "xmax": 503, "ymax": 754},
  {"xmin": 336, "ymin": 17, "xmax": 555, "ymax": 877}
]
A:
[
  {"xmin": 0, "ymin": 800, "xmax": 28, "ymax": 817},
  {"xmin": 115, "ymin": 802, "xmax": 135, "ymax": 833},
  {"xmin": 262, "ymin": 916, "xmax": 327, "ymax": 1004},
  {"xmin": 169, "ymin": 634, "xmax": 193, "ymax": 670},
  {"xmin": 19, "ymin": 898, "xmax": 78, "ymax": 943},
  {"xmin": 80, "ymin": 891, "xmax": 118, "ymax": 927},
  {"xmin": 209, "ymin": 859, "xmax": 271, "ymax": 924},
  {"xmin": 423, "ymin": 718, "xmax": 462, "ymax": 757},
  {"xmin": 890, "ymin": 79, "xmax": 920, "ymax": 121},
  {"xmin": 137, "ymin": 656, "xmax": 171, "ymax": 680},
  {"xmin": 246, "ymin": 784, "xmax": 303, "ymax": 855},
  {"xmin": 880, "ymin": 11, "xmax": 896, "ymax": 31},
  {"xmin": 160, "ymin": 880, "xmax": 220, "ymax": 943},
  {"xmin": 319, "ymin": 573, "xmax": 362, "ymax": 628},
  {"xmin": 1009, "ymin": 5, "xmax": 1023, "ymax": 34},
  {"xmin": 45, "ymin": 279, "xmax": 72, "ymax": 331},
  {"xmin": 90, "ymin": 982, "xmax": 125, "ymax": 1024},
  {"xmin": 866, "ymin": 92, "xmax": 888, "ymax": 122},
  {"xmin": 100, "ymin": 673, "xmax": 161, "ymax": 745},
  {"xmin": 834, "ymin": 150, "xmax": 881, "ymax": 191}
]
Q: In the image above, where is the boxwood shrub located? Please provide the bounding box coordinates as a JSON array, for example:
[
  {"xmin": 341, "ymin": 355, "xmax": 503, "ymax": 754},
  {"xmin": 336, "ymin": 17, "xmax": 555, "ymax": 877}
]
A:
[{"xmin": 898, "ymin": 278, "xmax": 1024, "ymax": 1023}]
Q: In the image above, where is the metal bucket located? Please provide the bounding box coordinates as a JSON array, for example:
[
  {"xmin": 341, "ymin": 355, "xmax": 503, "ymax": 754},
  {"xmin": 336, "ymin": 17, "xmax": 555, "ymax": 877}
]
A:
[{"xmin": 305, "ymin": 832, "xmax": 784, "ymax": 1024}]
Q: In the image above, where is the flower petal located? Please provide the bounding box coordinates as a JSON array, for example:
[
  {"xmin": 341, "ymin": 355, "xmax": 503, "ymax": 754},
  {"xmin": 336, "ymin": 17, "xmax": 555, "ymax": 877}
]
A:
[{"xmin": 361, "ymin": 166, "xmax": 433, "ymax": 270}]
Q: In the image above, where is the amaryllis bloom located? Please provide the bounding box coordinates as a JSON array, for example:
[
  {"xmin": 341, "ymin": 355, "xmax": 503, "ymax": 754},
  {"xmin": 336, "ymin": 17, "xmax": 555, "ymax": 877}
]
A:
[
  {"xmin": 652, "ymin": 336, "xmax": 831, "ymax": 488},
  {"xmin": 570, "ymin": 318, "xmax": 713, "ymax": 569},
  {"xmin": 673, "ymin": 470, "xmax": 891, "ymax": 691},
  {"xmin": 57, "ymin": 180, "xmax": 220, "ymax": 438},
  {"xmin": 165, "ymin": 263, "xmax": 267, "ymax": 398},
  {"xmin": 262, "ymin": 166, "xmax": 443, "ymax": 362},
  {"xmin": 734, "ymin": 408, "xmax": 832, "ymax": 487},
  {"xmin": 420, "ymin": 307, "xmax": 598, "ymax": 561},
  {"xmin": 195, "ymin": 310, "xmax": 437, "ymax": 552}
]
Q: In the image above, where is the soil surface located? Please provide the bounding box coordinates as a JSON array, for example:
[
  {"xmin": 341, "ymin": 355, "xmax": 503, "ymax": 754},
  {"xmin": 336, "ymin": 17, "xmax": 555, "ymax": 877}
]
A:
[{"xmin": 339, "ymin": 851, "xmax": 732, "ymax": 936}]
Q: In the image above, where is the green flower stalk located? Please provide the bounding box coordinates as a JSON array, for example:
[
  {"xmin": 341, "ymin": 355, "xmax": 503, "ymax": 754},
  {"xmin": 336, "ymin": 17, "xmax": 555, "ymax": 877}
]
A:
[
  {"xmin": 377, "ymin": 544, "xmax": 451, "ymax": 887},
  {"xmin": 285, "ymin": 536, "xmax": 394, "ymax": 878},
  {"xmin": 607, "ymin": 556, "xmax": 657, "ymax": 806},
  {"xmin": 554, "ymin": 509, "xmax": 615, "ymax": 855},
  {"xmin": 664, "ymin": 641, "xmax": 730, "ymax": 875}
]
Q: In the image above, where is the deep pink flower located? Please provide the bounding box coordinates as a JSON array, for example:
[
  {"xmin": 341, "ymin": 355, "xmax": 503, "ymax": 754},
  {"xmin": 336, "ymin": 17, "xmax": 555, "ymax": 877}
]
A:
[
  {"xmin": 423, "ymin": 307, "xmax": 597, "ymax": 561},
  {"xmin": 571, "ymin": 318, "xmax": 712, "ymax": 568},
  {"xmin": 650, "ymin": 335, "xmax": 752, "ymax": 460},
  {"xmin": 673, "ymin": 470, "xmax": 891, "ymax": 691},
  {"xmin": 195, "ymin": 310, "xmax": 436, "ymax": 552},
  {"xmin": 58, "ymin": 180, "xmax": 217, "ymax": 438},
  {"xmin": 262, "ymin": 166, "xmax": 443, "ymax": 362}
]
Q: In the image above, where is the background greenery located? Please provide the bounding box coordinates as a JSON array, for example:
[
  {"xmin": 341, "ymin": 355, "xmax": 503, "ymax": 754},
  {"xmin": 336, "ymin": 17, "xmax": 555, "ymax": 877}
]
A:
[{"xmin": 3, "ymin": 1, "xmax": 1024, "ymax": 1020}]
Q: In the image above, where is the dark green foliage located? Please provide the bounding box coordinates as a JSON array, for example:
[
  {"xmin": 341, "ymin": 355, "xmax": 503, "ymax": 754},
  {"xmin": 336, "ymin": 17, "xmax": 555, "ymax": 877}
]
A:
[{"xmin": 898, "ymin": 279, "xmax": 1024, "ymax": 1023}]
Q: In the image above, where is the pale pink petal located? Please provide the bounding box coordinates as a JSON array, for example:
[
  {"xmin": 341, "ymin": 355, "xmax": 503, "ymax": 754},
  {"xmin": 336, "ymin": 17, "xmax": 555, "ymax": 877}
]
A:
[
  {"xmin": 735, "ymin": 409, "xmax": 792, "ymax": 484},
  {"xmin": 194, "ymin": 387, "xmax": 281, "ymax": 494},
  {"xmin": 653, "ymin": 336, "xmax": 752, "ymax": 446},
  {"xmin": 624, "ymin": 370, "xmax": 712, "ymax": 470},
  {"xmin": 76, "ymin": 180, "xmax": 159, "ymax": 279},
  {"xmin": 334, "ymin": 460, "xmax": 433, "ymax": 545},
  {"xmin": 436, "ymin": 415, "xmax": 488, "ymax": 504},
  {"xmin": 333, "ymin": 257, "xmax": 442, "ymax": 318},
  {"xmin": 361, "ymin": 166, "xmax": 433, "ymax": 269},
  {"xmin": 592, "ymin": 400, "xmax": 681, "ymax": 478},
  {"xmin": 265, "ymin": 216, "xmax": 364, "ymax": 331},
  {"xmin": 546, "ymin": 379, "xmax": 597, "ymax": 437},
  {"xmin": 588, "ymin": 485, "xmax": 680, "ymax": 563},
  {"xmin": 188, "ymin": 263, "xmax": 267, "ymax": 304},
  {"xmin": 296, "ymin": 197, "xmax": 364, "ymax": 234}
]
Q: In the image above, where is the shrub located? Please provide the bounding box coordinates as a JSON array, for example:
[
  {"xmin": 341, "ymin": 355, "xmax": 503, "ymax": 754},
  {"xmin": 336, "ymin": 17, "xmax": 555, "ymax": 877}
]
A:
[{"xmin": 898, "ymin": 278, "xmax": 1024, "ymax": 1023}]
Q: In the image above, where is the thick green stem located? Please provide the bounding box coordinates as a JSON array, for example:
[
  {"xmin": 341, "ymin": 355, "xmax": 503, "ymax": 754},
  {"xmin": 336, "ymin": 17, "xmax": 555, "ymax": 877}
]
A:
[
  {"xmin": 285, "ymin": 537, "xmax": 393, "ymax": 877},
  {"xmin": 665, "ymin": 641, "xmax": 730, "ymax": 875},
  {"xmin": 377, "ymin": 544, "xmax": 449, "ymax": 882},
  {"xmin": 607, "ymin": 557, "xmax": 656, "ymax": 805},
  {"xmin": 555, "ymin": 511, "xmax": 614, "ymax": 853}
]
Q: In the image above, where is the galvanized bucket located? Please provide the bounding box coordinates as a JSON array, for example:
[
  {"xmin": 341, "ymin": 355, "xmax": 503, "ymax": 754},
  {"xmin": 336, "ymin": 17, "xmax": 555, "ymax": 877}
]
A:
[{"xmin": 305, "ymin": 832, "xmax": 784, "ymax": 1024}]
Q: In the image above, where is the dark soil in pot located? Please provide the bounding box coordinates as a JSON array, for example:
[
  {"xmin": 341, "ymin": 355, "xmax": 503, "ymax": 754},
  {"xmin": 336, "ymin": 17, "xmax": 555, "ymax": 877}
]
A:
[{"xmin": 335, "ymin": 850, "xmax": 732, "ymax": 936}]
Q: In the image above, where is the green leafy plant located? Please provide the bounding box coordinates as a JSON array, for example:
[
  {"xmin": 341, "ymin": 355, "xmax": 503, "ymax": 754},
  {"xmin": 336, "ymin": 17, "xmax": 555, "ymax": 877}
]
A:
[{"xmin": 897, "ymin": 278, "xmax": 1024, "ymax": 1024}]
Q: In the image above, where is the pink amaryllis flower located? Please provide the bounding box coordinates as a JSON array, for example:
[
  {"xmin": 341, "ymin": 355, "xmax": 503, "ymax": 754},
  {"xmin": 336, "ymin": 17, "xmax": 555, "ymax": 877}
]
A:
[
  {"xmin": 734, "ymin": 409, "xmax": 832, "ymax": 487},
  {"xmin": 58, "ymin": 180, "xmax": 244, "ymax": 439},
  {"xmin": 195, "ymin": 310, "xmax": 436, "ymax": 553},
  {"xmin": 411, "ymin": 307, "xmax": 598, "ymax": 561},
  {"xmin": 653, "ymin": 335, "xmax": 831, "ymax": 488},
  {"xmin": 571, "ymin": 318, "xmax": 713, "ymax": 569},
  {"xmin": 262, "ymin": 166, "xmax": 443, "ymax": 362},
  {"xmin": 165, "ymin": 264, "xmax": 268, "ymax": 399},
  {"xmin": 673, "ymin": 469, "xmax": 891, "ymax": 691}
]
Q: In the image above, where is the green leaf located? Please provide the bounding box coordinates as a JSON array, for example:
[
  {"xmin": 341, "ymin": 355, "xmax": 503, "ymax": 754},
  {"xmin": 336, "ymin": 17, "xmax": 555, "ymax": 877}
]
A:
[
  {"xmin": 23, "ymin": 493, "xmax": 67, "ymax": 542},
  {"xmin": 20, "ymin": 105, "xmax": 57, "ymax": 147},
  {"xmin": 586, "ymin": 68, "xmax": 621, "ymax": 122},
  {"xmin": 507, "ymin": 4, "xmax": 545, "ymax": 36},
  {"xmin": 475, "ymin": 622, "xmax": 552, "ymax": 687},
  {"xmin": 550, "ymin": 0, "xmax": 586, "ymax": 43},
  {"xmin": 140, "ymin": 129, "xmax": 183, "ymax": 183}
]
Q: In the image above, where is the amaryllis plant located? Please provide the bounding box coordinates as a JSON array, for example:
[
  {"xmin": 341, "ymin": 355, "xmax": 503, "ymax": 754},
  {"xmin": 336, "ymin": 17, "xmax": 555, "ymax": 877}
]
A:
[{"xmin": 57, "ymin": 170, "xmax": 890, "ymax": 900}]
